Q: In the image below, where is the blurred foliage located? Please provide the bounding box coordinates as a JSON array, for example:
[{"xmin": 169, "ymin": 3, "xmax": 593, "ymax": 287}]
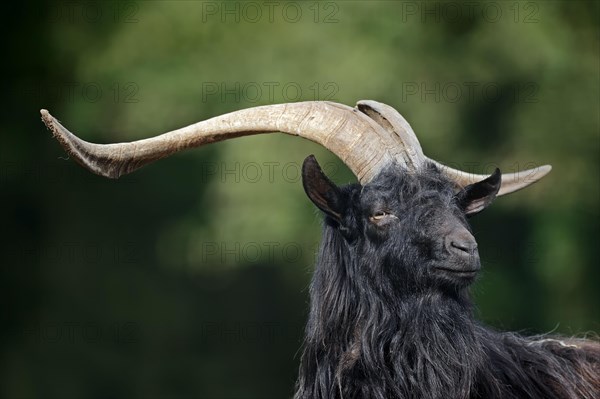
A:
[{"xmin": 1, "ymin": 1, "xmax": 598, "ymax": 398}]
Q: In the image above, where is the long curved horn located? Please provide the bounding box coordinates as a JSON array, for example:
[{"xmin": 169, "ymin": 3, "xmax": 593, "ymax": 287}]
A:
[
  {"xmin": 41, "ymin": 102, "xmax": 400, "ymax": 183},
  {"xmin": 355, "ymin": 100, "xmax": 551, "ymax": 196},
  {"xmin": 41, "ymin": 100, "xmax": 551, "ymax": 193}
]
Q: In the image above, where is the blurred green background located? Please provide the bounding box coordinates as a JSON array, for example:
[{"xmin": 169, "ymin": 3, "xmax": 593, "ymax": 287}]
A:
[{"xmin": 2, "ymin": 1, "xmax": 598, "ymax": 398}]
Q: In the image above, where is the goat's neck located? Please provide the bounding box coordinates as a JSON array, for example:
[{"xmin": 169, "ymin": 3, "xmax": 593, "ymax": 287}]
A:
[{"xmin": 340, "ymin": 291, "xmax": 485, "ymax": 398}]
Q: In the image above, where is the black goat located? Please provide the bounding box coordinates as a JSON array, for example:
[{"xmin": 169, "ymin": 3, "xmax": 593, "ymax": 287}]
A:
[
  {"xmin": 296, "ymin": 156, "xmax": 599, "ymax": 399},
  {"xmin": 40, "ymin": 100, "xmax": 599, "ymax": 399}
]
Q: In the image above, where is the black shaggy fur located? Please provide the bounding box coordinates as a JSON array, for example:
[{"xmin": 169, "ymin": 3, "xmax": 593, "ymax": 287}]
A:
[{"xmin": 295, "ymin": 157, "xmax": 599, "ymax": 399}]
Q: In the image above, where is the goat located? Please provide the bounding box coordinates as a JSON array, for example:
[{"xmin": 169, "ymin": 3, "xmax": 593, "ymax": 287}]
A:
[
  {"xmin": 297, "ymin": 156, "xmax": 599, "ymax": 398},
  {"xmin": 41, "ymin": 100, "xmax": 599, "ymax": 398}
]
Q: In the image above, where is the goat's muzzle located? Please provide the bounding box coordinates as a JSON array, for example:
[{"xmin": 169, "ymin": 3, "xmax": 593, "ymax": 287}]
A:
[{"xmin": 435, "ymin": 226, "xmax": 481, "ymax": 280}]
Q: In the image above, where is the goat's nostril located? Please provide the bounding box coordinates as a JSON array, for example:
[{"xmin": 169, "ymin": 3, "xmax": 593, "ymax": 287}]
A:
[
  {"xmin": 445, "ymin": 228, "xmax": 478, "ymax": 257},
  {"xmin": 450, "ymin": 240, "xmax": 477, "ymax": 254},
  {"xmin": 443, "ymin": 226, "xmax": 478, "ymax": 258}
]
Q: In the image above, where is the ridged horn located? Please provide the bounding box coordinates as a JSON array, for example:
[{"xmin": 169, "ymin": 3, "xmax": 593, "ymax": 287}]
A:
[
  {"xmin": 355, "ymin": 100, "xmax": 551, "ymax": 196},
  {"xmin": 429, "ymin": 161, "xmax": 552, "ymax": 196},
  {"xmin": 41, "ymin": 100, "xmax": 551, "ymax": 193},
  {"xmin": 41, "ymin": 102, "xmax": 402, "ymax": 184}
]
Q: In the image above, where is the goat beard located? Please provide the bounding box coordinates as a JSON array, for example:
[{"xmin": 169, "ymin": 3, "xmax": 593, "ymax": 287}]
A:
[
  {"xmin": 336, "ymin": 292, "xmax": 485, "ymax": 399},
  {"xmin": 297, "ymin": 270, "xmax": 486, "ymax": 397}
]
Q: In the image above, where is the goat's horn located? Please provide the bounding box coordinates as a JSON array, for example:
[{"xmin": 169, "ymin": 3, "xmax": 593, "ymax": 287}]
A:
[
  {"xmin": 429, "ymin": 161, "xmax": 552, "ymax": 196},
  {"xmin": 41, "ymin": 102, "xmax": 401, "ymax": 184},
  {"xmin": 356, "ymin": 100, "xmax": 426, "ymax": 170},
  {"xmin": 41, "ymin": 101, "xmax": 551, "ymax": 193},
  {"xmin": 355, "ymin": 100, "xmax": 551, "ymax": 196}
]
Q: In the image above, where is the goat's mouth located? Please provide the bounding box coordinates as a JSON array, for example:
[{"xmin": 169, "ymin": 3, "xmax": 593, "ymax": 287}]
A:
[
  {"xmin": 433, "ymin": 265, "xmax": 481, "ymax": 279},
  {"xmin": 435, "ymin": 266, "xmax": 480, "ymax": 275}
]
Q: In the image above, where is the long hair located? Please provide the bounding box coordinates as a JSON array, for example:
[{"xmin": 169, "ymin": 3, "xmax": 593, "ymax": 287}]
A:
[{"xmin": 295, "ymin": 166, "xmax": 600, "ymax": 399}]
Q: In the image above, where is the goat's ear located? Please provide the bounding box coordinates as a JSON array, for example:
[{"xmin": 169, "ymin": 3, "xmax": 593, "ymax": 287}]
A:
[
  {"xmin": 302, "ymin": 155, "xmax": 345, "ymax": 223},
  {"xmin": 457, "ymin": 168, "xmax": 502, "ymax": 216}
]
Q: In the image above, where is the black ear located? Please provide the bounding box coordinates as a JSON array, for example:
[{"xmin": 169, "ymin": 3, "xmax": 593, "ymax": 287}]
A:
[
  {"xmin": 302, "ymin": 155, "xmax": 345, "ymax": 223},
  {"xmin": 457, "ymin": 168, "xmax": 502, "ymax": 216}
]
